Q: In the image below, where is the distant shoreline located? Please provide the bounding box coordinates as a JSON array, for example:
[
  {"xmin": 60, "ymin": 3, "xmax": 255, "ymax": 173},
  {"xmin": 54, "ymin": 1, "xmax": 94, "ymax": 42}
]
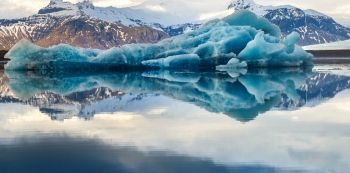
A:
[
  {"xmin": 307, "ymin": 50, "xmax": 350, "ymax": 64},
  {"xmin": 306, "ymin": 49, "xmax": 350, "ymax": 57},
  {"xmin": 1, "ymin": 50, "xmax": 350, "ymax": 64}
]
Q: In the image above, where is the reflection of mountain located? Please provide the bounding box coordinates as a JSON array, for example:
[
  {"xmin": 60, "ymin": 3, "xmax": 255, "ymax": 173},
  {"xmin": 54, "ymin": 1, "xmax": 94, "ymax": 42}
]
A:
[
  {"xmin": 276, "ymin": 73, "xmax": 350, "ymax": 109},
  {"xmin": 26, "ymin": 87, "xmax": 126, "ymax": 120},
  {"xmin": 2, "ymin": 68, "xmax": 350, "ymax": 122},
  {"xmin": 0, "ymin": 80, "xmax": 163, "ymax": 121},
  {"xmin": 0, "ymin": 84, "xmax": 124, "ymax": 120}
]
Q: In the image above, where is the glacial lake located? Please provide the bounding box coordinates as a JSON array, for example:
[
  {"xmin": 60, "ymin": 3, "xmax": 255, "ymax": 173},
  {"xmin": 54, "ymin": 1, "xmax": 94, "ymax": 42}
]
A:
[{"xmin": 1, "ymin": 65, "xmax": 350, "ymax": 172}]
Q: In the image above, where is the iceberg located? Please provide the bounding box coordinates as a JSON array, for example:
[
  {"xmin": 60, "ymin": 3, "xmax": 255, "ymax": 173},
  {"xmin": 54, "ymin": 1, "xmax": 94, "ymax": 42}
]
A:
[{"xmin": 4, "ymin": 10, "xmax": 313, "ymax": 71}]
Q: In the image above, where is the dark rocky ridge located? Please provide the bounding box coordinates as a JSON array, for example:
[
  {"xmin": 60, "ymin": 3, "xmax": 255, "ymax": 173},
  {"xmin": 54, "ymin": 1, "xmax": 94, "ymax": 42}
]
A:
[
  {"xmin": 0, "ymin": 50, "xmax": 9, "ymax": 61},
  {"xmin": 38, "ymin": 7, "xmax": 67, "ymax": 14}
]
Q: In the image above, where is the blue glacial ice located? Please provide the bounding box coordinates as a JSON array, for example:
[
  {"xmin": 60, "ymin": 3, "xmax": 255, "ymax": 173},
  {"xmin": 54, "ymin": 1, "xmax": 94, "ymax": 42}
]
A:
[
  {"xmin": 216, "ymin": 58, "xmax": 248, "ymax": 71},
  {"xmin": 4, "ymin": 10, "xmax": 313, "ymax": 71}
]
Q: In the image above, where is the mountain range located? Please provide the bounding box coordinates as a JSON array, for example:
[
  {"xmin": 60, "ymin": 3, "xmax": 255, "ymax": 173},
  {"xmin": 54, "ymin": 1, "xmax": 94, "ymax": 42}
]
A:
[{"xmin": 0, "ymin": 0, "xmax": 349, "ymax": 50}]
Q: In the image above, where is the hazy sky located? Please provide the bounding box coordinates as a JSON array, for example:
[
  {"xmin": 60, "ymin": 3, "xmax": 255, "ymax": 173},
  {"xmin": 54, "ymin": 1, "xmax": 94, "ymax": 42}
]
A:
[{"xmin": 0, "ymin": 0, "xmax": 349, "ymax": 25}]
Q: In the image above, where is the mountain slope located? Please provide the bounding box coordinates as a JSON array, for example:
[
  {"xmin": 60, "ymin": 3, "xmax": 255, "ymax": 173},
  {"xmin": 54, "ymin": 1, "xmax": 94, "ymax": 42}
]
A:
[
  {"xmin": 35, "ymin": 16, "xmax": 168, "ymax": 49},
  {"xmin": 0, "ymin": 0, "xmax": 169, "ymax": 50},
  {"xmin": 0, "ymin": 15, "xmax": 65, "ymax": 50}
]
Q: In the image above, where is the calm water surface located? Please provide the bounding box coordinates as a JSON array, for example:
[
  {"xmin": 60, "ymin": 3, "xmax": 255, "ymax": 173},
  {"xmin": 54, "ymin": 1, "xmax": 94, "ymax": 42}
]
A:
[{"xmin": 1, "ymin": 65, "xmax": 350, "ymax": 172}]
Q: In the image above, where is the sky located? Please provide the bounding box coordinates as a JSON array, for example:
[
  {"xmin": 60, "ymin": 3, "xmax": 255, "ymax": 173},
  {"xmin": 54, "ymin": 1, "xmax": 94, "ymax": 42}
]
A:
[{"xmin": 0, "ymin": 0, "xmax": 349, "ymax": 26}]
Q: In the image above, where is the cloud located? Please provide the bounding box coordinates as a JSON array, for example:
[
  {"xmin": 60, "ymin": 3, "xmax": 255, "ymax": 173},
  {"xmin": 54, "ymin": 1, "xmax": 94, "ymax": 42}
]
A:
[
  {"xmin": 0, "ymin": 0, "xmax": 48, "ymax": 19},
  {"xmin": 0, "ymin": 0, "xmax": 142, "ymax": 19},
  {"xmin": 68, "ymin": 0, "xmax": 141, "ymax": 7},
  {"xmin": 254, "ymin": 0, "xmax": 350, "ymax": 17}
]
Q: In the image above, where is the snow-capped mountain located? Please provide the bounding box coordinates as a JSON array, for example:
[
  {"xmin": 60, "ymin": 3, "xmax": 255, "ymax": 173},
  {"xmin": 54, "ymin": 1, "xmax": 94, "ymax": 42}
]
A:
[
  {"xmin": 228, "ymin": 0, "xmax": 350, "ymax": 45},
  {"xmin": 38, "ymin": 0, "xmax": 80, "ymax": 16},
  {"xmin": 0, "ymin": 0, "xmax": 169, "ymax": 50}
]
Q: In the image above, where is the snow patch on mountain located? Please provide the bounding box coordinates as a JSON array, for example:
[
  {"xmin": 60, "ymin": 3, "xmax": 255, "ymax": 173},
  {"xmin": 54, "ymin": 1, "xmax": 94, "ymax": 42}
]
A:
[{"xmin": 304, "ymin": 9, "xmax": 329, "ymax": 18}]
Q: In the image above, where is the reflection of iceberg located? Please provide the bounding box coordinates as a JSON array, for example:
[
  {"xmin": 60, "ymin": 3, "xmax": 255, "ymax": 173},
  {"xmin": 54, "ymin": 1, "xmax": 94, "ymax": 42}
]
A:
[
  {"xmin": 5, "ymin": 10, "xmax": 313, "ymax": 70},
  {"xmin": 5, "ymin": 68, "xmax": 311, "ymax": 122},
  {"xmin": 225, "ymin": 95, "xmax": 281, "ymax": 122}
]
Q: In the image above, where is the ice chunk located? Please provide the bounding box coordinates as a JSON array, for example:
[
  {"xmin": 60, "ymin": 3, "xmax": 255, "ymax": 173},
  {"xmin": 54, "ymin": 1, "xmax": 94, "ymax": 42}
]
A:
[
  {"xmin": 221, "ymin": 10, "xmax": 281, "ymax": 37},
  {"xmin": 226, "ymin": 69, "xmax": 248, "ymax": 78},
  {"xmin": 142, "ymin": 70, "xmax": 201, "ymax": 83},
  {"xmin": 216, "ymin": 58, "xmax": 247, "ymax": 71},
  {"xmin": 282, "ymin": 32, "xmax": 300, "ymax": 54},
  {"xmin": 238, "ymin": 31, "xmax": 285, "ymax": 59},
  {"xmin": 5, "ymin": 10, "xmax": 313, "ymax": 71},
  {"xmin": 238, "ymin": 31, "xmax": 313, "ymax": 67},
  {"xmin": 141, "ymin": 54, "xmax": 201, "ymax": 69},
  {"xmin": 239, "ymin": 75, "xmax": 286, "ymax": 103}
]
